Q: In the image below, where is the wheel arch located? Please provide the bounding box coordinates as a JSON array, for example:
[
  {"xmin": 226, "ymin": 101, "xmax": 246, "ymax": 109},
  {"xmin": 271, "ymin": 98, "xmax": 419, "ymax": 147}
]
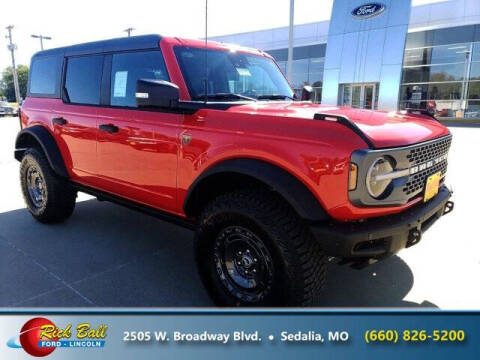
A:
[
  {"xmin": 14, "ymin": 125, "xmax": 69, "ymax": 178},
  {"xmin": 183, "ymin": 158, "xmax": 329, "ymax": 222}
]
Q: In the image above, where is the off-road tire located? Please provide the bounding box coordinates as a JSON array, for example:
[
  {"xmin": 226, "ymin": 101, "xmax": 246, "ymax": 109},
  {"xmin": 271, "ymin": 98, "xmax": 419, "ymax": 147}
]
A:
[
  {"xmin": 195, "ymin": 189, "xmax": 326, "ymax": 307},
  {"xmin": 20, "ymin": 148, "xmax": 77, "ymax": 223}
]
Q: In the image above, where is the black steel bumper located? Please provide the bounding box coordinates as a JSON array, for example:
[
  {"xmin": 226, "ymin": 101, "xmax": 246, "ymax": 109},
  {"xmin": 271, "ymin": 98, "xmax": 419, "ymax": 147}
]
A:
[{"xmin": 310, "ymin": 186, "xmax": 453, "ymax": 266}]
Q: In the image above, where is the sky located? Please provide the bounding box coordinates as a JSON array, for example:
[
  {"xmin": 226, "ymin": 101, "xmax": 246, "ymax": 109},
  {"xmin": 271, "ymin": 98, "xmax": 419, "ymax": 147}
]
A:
[{"xmin": 0, "ymin": 0, "xmax": 445, "ymax": 71}]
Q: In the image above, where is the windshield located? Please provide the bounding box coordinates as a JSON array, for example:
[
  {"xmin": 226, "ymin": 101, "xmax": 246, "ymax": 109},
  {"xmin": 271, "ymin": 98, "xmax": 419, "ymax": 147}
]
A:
[{"xmin": 174, "ymin": 47, "xmax": 294, "ymax": 101}]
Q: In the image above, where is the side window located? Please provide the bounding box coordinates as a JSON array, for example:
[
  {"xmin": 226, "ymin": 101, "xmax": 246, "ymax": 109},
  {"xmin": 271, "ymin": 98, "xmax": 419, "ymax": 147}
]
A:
[
  {"xmin": 110, "ymin": 51, "xmax": 169, "ymax": 107},
  {"xmin": 29, "ymin": 56, "xmax": 59, "ymax": 95},
  {"xmin": 65, "ymin": 55, "xmax": 103, "ymax": 105}
]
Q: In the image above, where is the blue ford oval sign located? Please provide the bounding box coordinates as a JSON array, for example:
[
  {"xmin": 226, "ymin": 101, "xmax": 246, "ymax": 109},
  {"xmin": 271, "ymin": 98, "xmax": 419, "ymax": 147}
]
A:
[{"xmin": 351, "ymin": 3, "xmax": 386, "ymax": 19}]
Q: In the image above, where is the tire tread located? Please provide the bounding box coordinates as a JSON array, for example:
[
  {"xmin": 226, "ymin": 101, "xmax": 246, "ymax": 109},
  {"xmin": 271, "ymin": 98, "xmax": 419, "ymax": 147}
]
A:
[
  {"xmin": 20, "ymin": 148, "xmax": 76, "ymax": 223},
  {"xmin": 195, "ymin": 188, "xmax": 326, "ymax": 306}
]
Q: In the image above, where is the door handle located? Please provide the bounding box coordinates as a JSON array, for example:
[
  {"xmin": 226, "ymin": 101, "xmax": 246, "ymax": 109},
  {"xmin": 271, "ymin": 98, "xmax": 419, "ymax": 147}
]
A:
[
  {"xmin": 99, "ymin": 124, "xmax": 119, "ymax": 133},
  {"xmin": 52, "ymin": 117, "xmax": 67, "ymax": 125}
]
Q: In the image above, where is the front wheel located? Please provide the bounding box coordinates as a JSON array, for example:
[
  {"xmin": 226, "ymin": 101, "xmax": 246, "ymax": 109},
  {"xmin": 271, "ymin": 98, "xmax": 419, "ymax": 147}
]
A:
[{"xmin": 195, "ymin": 189, "xmax": 326, "ymax": 307}]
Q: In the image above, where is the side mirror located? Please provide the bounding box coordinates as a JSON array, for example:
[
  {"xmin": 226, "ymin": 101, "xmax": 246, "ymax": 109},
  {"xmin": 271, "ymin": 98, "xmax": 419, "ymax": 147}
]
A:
[
  {"xmin": 301, "ymin": 85, "xmax": 314, "ymax": 101},
  {"xmin": 136, "ymin": 79, "xmax": 180, "ymax": 108}
]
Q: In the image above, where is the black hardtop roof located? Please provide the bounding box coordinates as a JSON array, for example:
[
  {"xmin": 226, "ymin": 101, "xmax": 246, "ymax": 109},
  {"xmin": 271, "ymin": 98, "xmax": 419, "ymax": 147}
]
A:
[{"xmin": 32, "ymin": 34, "xmax": 162, "ymax": 58}]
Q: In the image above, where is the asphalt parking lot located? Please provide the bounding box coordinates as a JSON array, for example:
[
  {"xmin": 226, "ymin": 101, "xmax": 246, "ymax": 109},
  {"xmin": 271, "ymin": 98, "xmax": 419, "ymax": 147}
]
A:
[{"xmin": 0, "ymin": 117, "xmax": 479, "ymax": 308}]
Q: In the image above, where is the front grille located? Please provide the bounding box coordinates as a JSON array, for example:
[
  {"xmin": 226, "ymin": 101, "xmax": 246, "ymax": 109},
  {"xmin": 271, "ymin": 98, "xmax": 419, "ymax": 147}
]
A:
[
  {"xmin": 406, "ymin": 136, "xmax": 451, "ymax": 165},
  {"xmin": 403, "ymin": 160, "xmax": 448, "ymax": 196},
  {"xmin": 402, "ymin": 136, "xmax": 452, "ymax": 197},
  {"xmin": 349, "ymin": 134, "xmax": 452, "ymax": 207}
]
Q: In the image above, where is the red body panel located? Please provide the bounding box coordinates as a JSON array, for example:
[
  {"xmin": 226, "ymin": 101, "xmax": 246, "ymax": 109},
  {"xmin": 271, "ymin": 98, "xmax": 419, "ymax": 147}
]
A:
[
  {"xmin": 52, "ymin": 101, "xmax": 98, "ymax": 177},
  {"xmin": 227, "ymin": 102, "xmax": 450, "ymax": 148},
  {"xmin": 20, "ymin": 36, "xmax": 451, "ymax": 222},
  {"xmin": 95, "ymin": 107, "xmax": 180, "ymax": 214}
]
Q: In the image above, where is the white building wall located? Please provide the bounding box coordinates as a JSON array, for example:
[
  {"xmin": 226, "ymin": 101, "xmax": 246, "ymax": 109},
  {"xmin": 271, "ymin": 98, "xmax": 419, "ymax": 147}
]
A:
[
  {"xmin": 210, "ymin": 21, "xmax": 329, "ymax": 50},
  {"xmin": 409, "ymin": 0, "xmax": 480, "ymax": 32}
]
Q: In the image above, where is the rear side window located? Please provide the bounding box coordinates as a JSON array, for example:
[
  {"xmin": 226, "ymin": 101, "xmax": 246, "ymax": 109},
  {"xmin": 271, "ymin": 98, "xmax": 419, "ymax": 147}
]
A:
[
  {"xmin": 110, "ymin": 51, "xmax": 169, "ymax": 107},
  {"xmin": 65, "ymin": 55, "xmax": 103, "ymax": 105},
  {"xmin": 29, "ymin": 56, "xmax": 59, "ymax": 95}
]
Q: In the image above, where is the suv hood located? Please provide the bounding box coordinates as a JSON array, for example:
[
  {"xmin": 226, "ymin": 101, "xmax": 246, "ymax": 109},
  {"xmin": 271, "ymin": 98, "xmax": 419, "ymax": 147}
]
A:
[{"xmin": 227, "ymin": 102, "xmax": 450, "ymax": 148}]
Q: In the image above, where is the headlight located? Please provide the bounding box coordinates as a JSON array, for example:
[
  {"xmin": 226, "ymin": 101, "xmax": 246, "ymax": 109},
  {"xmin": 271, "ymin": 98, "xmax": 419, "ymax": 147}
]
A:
[{"xmin": 366, "ymin": 157, "xmax": 394, "ymax": 198}]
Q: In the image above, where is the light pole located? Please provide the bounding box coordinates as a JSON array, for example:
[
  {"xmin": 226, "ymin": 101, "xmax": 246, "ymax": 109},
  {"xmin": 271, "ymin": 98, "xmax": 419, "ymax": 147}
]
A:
[
  {"xmin": 287, "ymin": 0, "xmax": 295, "ymax": 83},
  {"xmin": 124, "ymin": 28, "xmax": 135, "ymax": 37},
  {"xmin": 5, "ymin": 25, "xmax": 21, "ymax": 104},
  {"xmin": 31, "ymin": 34, "xmax": 52, "ymax": 50}
]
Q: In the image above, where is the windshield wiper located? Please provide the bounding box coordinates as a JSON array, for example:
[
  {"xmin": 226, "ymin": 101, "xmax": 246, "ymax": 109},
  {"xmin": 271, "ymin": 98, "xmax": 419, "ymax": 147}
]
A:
[
  {"xmin": 256, "ymin": 94, "xmax": 295, "ymax": 100},
  {"xmin": 192, "ymin": 93, "xmax": 257, "ymax": 102}
]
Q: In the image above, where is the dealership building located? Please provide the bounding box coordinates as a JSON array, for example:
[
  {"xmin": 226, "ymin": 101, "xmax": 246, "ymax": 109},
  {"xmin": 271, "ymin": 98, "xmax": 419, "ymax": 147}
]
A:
[{"xmin": 212, "ymin": 0, "xmax": 480, "ymax": 121}]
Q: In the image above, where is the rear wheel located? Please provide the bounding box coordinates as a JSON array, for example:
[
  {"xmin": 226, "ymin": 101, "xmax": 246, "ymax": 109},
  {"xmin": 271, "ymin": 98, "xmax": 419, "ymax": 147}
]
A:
[
  {"xmin": 20, "ymin": 148, "xmax": 77, "ymax": 223},
  {"xmin": 195, "ymin": 189, "xmax": 326, "ymax": 306}
]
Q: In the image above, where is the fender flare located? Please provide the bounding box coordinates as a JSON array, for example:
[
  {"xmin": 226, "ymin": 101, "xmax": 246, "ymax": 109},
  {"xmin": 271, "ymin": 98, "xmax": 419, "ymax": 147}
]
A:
[
  {"xmin": 14, "ymin": 125, "xmax": 69, "ymax": 178},
  {"xmin": 183, "ymin": 158, "xmax": 329, "ymax": 221}
]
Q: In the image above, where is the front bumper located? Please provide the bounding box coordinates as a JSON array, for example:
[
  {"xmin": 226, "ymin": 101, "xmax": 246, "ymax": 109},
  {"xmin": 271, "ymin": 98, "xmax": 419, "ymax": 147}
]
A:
[{"xmin": 310, "ymin": 185, "xmax": 453, "ymax": 265}]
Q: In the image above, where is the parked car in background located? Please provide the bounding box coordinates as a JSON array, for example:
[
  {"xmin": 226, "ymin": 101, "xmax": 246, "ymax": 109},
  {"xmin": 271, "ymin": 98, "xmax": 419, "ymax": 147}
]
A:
[{"xmin": 0, "ymin": 101, "xmax": 18, "ymax": 116}]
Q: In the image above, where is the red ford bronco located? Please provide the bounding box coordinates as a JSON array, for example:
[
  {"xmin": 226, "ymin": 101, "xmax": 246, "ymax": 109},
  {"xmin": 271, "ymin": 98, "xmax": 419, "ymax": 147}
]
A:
[{"xmin": 16, "ymin": 35, "xmax": 453, "ymax": 306}]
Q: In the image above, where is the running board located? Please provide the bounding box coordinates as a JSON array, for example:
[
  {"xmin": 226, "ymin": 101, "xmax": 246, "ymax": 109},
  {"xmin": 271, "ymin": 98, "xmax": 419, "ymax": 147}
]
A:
[{"xmin": 71, "ymin": 183, "xmax": 196, "ymax": 230}]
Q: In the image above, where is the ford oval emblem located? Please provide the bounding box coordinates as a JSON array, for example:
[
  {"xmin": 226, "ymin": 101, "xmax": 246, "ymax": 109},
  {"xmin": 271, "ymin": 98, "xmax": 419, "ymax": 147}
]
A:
[{"xmin": 351, "ymin": 3, "xmax": 386, "ymax": 19}]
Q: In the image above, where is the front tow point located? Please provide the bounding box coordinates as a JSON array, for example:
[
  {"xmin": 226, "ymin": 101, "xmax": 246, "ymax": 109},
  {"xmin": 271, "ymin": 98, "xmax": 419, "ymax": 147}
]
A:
[
  {"xmin": 407, "ymin": 228, "xmax": 422, "ymax": 248},
  {"xmin": 443, "ymin": 200, "xmax": 454, "ymax": 215}
]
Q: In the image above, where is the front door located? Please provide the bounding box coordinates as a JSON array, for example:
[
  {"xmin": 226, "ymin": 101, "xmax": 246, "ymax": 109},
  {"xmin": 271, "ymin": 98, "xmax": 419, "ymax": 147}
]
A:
[
  {"xmin": 352, "ymin": 85, "xmax": 362, "ymax": 108},
  {"xmin": 363, "ymin": 84, "xmax": 374, "ymax": 109},
  {"xmin": 341, "ymin": 83, "xmax": 379, "ymax": 109},
  {"xmin": 95, "ymin": 50, "xmax": 180, "ymax": 213}
]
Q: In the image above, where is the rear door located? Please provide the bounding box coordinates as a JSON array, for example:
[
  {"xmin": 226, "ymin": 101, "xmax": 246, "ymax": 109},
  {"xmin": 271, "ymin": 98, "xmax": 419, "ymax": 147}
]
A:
[
  {"xmin": 95, "ymin": 50, "xmax": 180, "ymax": 213},
  {"xmin": 52, "ymin": 55, "xmax": 103, "ymax": 183}
]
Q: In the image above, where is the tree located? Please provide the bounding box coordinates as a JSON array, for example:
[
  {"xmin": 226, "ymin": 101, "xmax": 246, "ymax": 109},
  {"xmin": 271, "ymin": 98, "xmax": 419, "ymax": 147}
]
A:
[{"xmin": 0, "ymin": 65, "xmax": 29, "ymax": 102}]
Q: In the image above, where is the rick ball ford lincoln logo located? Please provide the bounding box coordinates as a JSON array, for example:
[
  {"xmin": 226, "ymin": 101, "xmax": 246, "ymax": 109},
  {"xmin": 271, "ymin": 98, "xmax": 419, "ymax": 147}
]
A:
[{"xmin": 351, "ymin": 3, "xmax": 386, "ymax": 19}]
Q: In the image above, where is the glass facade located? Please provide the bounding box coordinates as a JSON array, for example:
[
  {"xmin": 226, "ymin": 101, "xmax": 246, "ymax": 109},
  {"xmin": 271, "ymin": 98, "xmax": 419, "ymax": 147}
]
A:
[
  {"xmin": 467, "ymin": 43, "xmax": 480, "ymax": 118},
  {"xmin": 401, "ymin": 24, "xmax": 480, "ymax": 120},
  {"xmin": 267, "ymin": 44, "xmax": 325, "ymax": 103},
  {"xmin": 260, "ymin": 24, "xmax": 480, "ymax": 120}
]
